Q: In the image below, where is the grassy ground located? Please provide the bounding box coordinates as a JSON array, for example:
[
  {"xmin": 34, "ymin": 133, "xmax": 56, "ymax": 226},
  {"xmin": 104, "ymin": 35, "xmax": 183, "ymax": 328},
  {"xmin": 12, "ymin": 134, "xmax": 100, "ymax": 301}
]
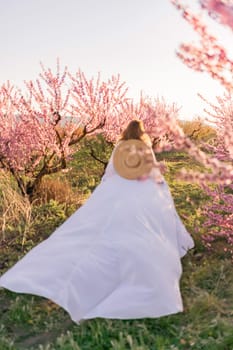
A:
[{"xmin": 0, "ymin": 147, "xmax": 232, "ymax": 350}]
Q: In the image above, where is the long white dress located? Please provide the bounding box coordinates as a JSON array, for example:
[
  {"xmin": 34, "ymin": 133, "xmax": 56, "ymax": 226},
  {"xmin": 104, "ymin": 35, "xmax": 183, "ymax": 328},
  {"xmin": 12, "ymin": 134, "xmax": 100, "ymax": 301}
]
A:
[{"xmin": 0, "ymin": 150, "xmax": 194, "ymax": 323}]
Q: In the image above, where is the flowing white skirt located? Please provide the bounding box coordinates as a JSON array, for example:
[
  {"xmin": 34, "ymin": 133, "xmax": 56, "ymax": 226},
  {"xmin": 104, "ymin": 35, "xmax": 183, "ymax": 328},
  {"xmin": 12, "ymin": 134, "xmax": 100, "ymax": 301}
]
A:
[{"xmin": 0, "ymin": 174, "xmax": 194, "ymax": 322}]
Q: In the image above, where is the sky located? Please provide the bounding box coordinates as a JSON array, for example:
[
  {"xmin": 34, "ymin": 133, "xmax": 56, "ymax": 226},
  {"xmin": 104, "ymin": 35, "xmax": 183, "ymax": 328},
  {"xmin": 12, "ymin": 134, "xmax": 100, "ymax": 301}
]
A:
[{"xmin": 0, "ymin": 0, "xmax": 232, "ymax": 120}]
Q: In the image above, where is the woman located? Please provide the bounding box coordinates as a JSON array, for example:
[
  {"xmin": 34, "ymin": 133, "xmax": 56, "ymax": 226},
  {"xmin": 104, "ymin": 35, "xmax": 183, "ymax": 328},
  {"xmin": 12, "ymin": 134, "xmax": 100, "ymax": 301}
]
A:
[
  {"xmin": 102, "ymin": 119, "xmax": 164, "ymax": 183},
  {"xmin": 0, "ymin": 120, "xmax": 194, "ymax": 323}
]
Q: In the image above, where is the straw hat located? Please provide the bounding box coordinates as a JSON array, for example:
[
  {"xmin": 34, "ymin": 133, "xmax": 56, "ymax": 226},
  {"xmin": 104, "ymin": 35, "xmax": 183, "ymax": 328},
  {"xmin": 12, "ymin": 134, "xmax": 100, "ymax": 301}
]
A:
[{"xmin": 113, "ymin": 139, "xmax": 154, "ymax": 180}]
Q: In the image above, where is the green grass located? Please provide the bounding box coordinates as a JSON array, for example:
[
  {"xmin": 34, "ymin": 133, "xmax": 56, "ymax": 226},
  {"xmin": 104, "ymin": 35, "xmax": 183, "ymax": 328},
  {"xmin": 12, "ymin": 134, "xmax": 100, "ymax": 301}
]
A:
[
  {"xmin": 0, "ymin": 149, "xmax": 232, "ymax": 350},
  {"xmin": 1, "ymin": 256, "xmax": 232, "ymax": 350}
]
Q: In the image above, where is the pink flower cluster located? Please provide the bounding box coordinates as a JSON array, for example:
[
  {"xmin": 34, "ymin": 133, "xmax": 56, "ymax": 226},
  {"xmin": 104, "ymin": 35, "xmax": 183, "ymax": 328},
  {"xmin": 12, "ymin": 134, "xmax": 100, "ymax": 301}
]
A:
[
  {"xmin": 0, "ymin": 61, "xmax": 130, "ymax": 195},
  {"xmin": 172, "ymin": 0, "xmax": 233, "ymax": 256},
  {"xmin": 200, "ymin": 0, "xmax": 233, "ymax": 30}
]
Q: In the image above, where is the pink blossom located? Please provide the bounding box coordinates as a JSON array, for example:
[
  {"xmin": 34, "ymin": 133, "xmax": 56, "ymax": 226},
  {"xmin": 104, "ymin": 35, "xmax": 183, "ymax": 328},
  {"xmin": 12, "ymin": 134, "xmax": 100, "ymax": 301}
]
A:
[
  {"xmin": 201, "ymin": 0, "xmax": 233, "ymax": 30},
  {"xmin": 171, "ymin": 0, "xmax": 233, "ymax": 257}
]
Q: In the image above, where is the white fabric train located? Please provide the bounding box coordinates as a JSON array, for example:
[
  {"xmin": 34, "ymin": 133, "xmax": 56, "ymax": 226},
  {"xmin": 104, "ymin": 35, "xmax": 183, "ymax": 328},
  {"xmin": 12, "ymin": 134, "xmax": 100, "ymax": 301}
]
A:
[{"xmin": 0, "ymin": 155, "xmax": 194, "ymax": 323}]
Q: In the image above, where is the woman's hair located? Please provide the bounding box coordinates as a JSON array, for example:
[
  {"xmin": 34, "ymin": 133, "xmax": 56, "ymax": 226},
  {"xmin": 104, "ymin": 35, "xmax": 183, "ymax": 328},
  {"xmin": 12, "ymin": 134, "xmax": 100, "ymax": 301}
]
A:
[{"xmin": 119, "ymin": 120, "xmax": 152, "ymax": 146}]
